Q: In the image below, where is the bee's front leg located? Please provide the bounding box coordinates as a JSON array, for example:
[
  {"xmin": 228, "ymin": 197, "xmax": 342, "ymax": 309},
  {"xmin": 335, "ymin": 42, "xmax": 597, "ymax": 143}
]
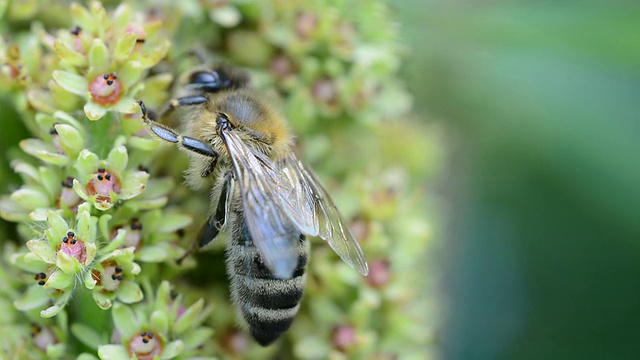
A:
[{"xmin": 138, "ymin": 100, "xmax": 218, "ymax": 160}]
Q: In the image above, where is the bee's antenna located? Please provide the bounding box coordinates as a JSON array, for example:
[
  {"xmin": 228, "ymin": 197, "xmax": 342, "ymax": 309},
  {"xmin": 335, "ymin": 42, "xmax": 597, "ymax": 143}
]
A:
[{"xmin": 184, "ymin": 49, "xmax": 206, "ymax": 65}]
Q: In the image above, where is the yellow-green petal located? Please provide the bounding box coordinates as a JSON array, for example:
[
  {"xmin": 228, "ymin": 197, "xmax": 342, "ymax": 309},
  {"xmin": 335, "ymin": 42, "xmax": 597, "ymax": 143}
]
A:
[
  {"xmin": 136, "ymin": 245, "xmax": 168, "ymax": 263},
  {"xmin": 129, "ymin": 196, "xmax": 168, "ymax": 210},
  {"xmin": 19, "ymin": 138, "xmax": 55, "ymax": 159},
  {"xmin": 113, "ymin": 33, "xmax": 137, "ymax": 63},
  {"xmin": 70, "ymin": 3, "xmax": 95, "ymax": 33},
  {"xmin": 45, "ymin": 269, "xmax": 74, "ymax": 290},
  {"xmin": 54, "ymin": 111, "xmax": 85, "ymax": 130},
  {"xmin": 93, "ymin": 196, "xmax": 114, "ymax": 211},
  {"xmin": 10, "ymin": 186, "xmax": 50, "ymax": 209},
  {"xmin": 47, "ymin": 209, "xmax": 69, "ymax": 244},
  {"xmin": 54, "ymin": 124, "xmax": 84, "ymax": 156},
  {"xmin": 174, "ymin": 298, "xmax": 204, "ymax": 334},
  {"xmin": 112, "ymin": 302, "xmax": 139, "ymax": 339},
  {"xmin": 112, "ymin": 3, "xmax": 133, "ymax": 30},
  {"xmin": 89, "ymin": 1, "xmax": 107, "ymax": 37},
  {"xmin": 11, "ymin": 160, "xmax": 39, "ymax": 183},
  {"xmin": 56, "ymin": 250, "xmax": 81, "ymax": 274},
  {"xmin": 41, "ymin": 291, "xmax": 72, "ymax": 318},
  {"xmin": 29, "ymin": 207, "xmax": 49, "ymax": 222},
  {"xmin": 150, "ymin": 309, "xmax": 169, "ymax": 335},
  {"xmin": 98, "ymin": 214, "xmax": 112, "ymax": 239},
  {"xmin": 53, "ymin": 39, "xmax": 87, "ymax": 67},
  {"xmin": 182, "ymin": 327, "xmax": 214, "ymax": 352},
  {"xmin": 0, "ymin": 197, "xmax": 30, "ymax": 222},
  {"xmin": 77, "ymin": 353, "xmax": 99, "ymax": 360},
  {"xmin": 101, "ymin": 228, "xmax": 126, "ymax": 254},
  {"xmin": 52, "ymin": 70, "xmax": 88, "ymax": 96},
  {"xmin": 118, "ymin": 60, "xmax": 142, "ymax": 88},
  {"xmin": 84, "ymin": 99, "xmax": 108, "ymax": 121},
  {"xmin": 113, "ymin": 97, "xmax": 139, "ymax": 114},
  {"xmin": 92, "ymin": 290, "xmax": 113, "ymax": 310},
  {"xmin": 27, "ymin": 89, "xmax": 57, "ymax": 113},
  {"xmin": 160, "ymin": 341, "xmax": 185, "ymax": 360},
  {"xmin": 27, "ymin": 240, "xmax": 56, "ymax": 264},
  {"xmin": 72, "ymin": 179, "xmax": 89, "ymax": 201},
  {"xmin": 156, "ymin": 212, "xmax": 192, "ymax": 233},
  {"xmin": 85, "ymin": 242, "xmax": 97, "ymax": 264},
  {"xmin": 97, "ymin": 345, "xmax": 128, "ymax": 360},
  {"xmin": 127, "ymin": 136, "xmax": 158, "ymax": 151},
  {"xmin": 35, "ymin": 150, "xmax": 71, "ymax": 166},
  {"xmin": 84, "ymin": 268, "xmax": 97, "ymax": 290},
  {"xmin": 74, "ymin": 149, "xmax": 100, "ymax": 177},
  {"xmin": 75, "ymin": 206, "xmax": 91, "ymax": 241},
  {"xmin": 133, "ymin": 39, "xmax": 170, "ymax": 68},
  {"xmin": 39, "ymin": 167, "xmax": 60, "ymax": 198},
  {"xmin": 116, "ymin": 280, "xmax": 143, "ymax": 304},
  {"xmin": 106, "ymin": 145, "xmax": 128, "ymax": 175},
  {"xmin": 50, "ymin": 79, "xmax": 81, "ymax": 111},
  {"xmin": 154, "ymin": 281, "xmax": 172, "ymax": 313},
  {"xmin": 46, "ymin": 343, "xmax": 66, "ymax": 358},
  {"xmin": 10, "ymin": 252, "xmax": 48, "ymax": 273},
  {"xmin": 88, "ymin": 38, "xmax": 109, "ymax": 75},
  {"xmin": 14, "ymin": 285, "xmax": 50, "ymax": 311},
  {"xmin": 119, "ymin": 171, "xmax": 150, "ymax": 200}
]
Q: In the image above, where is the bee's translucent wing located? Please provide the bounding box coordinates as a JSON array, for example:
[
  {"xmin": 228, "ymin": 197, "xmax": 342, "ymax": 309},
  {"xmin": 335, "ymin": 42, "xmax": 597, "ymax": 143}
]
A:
[
  {"xmin": 220, "ymin": 128, "xmax": 302, "ymax": 279},
  {"xmin": 282, "ymin": 154, "xmax": 369, "ymax": 276}
]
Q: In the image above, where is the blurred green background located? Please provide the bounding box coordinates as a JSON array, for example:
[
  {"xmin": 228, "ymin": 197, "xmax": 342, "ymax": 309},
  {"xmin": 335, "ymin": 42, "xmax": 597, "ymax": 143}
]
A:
[
  {"xmin": 2, "ymin": 0, "xmax": 640, "ymax": 358},
  {"xmin": 397, "ymin": 0, "xmax": 640, "ymax": 358}
]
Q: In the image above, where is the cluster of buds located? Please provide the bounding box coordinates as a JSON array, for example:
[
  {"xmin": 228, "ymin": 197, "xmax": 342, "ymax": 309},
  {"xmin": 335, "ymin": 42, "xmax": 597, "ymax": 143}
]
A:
[
  {"xmin": 0, "ymin": 0, "xmax": 427, "ymax": 358},
  {"xmin": 71, "ymin": 282, "xmax": 212, "ymax": 359}
]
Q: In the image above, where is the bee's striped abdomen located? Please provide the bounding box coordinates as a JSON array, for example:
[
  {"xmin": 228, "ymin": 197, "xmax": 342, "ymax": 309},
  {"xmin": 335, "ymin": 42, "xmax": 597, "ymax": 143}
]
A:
[{"xmin": 226, "ymin": 217, "xmax": 308, "ymax": 346}]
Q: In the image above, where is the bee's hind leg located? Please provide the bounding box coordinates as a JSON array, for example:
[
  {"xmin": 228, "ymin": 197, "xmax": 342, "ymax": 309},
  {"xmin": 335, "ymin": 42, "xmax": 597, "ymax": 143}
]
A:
[{"xmin": 138, "ymin": 100, "xmax": 218, "ymax": 159}]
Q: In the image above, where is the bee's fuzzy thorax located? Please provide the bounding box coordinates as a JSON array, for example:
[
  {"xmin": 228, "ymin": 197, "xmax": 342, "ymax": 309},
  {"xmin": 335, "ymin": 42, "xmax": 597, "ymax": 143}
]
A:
[{"xmin": 208, "ymin": 89, "xmax": 292, "ymax": 159}]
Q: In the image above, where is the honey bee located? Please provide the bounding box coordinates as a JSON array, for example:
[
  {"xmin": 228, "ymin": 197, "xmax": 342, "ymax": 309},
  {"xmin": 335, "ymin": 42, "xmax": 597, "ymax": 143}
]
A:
[{"xmin": 137, "ymin": 65, "xmax": 368, "ymax": 346}]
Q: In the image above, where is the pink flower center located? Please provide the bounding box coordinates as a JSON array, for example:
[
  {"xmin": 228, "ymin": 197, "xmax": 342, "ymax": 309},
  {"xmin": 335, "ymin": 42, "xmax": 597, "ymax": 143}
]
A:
[
  {"xmin": 128, "ymin": 331, "xmax": 163, "ymax": 360},
  {"xmin": 59, "ymin": 231, "xmax": 87, "ymax": 263},
  {"xmin": 312, "ymin": 78, "xmax": 338, "ymax": 105},
  {"xmin": 70, "ymin": 26, "xmax": 87, "ymax": 54},
  {"xmin": 48, "ymin": 126, "xmax": 66, "ymax": 154},
  {"xmin": 87, "ymin": 168, "xmax": 121, "ymax": 204},
  {"xmin": 89, "ymin": 73, "xmax": 123, "ymax": 106},
  {"xmin": 125, "ymin": 25, "xmax": 146, "ymax": 51},
  {"xmin": 57, "ymin": 176, "xmax": 81, "ymax": 212},
  {"xmin": 332, "ymin": 325, "xmax": 356, "ymax": 351},
  {"xmin": 31, "ymin": 324, "xmax": 57, "ymax": 351},
  {"xmin": 101, "ymin": 263, "xmax": 124, "ymax": 291},
  {"xmin": 366, "ymin": 259, "xmax": 391, "ymax": 288}
]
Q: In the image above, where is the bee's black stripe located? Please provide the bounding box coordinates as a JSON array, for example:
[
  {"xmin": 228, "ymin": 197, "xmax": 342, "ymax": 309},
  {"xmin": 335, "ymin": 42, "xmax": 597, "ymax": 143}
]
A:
[
  {"xmin": 240, "ymin": 304, "xmax": 297, "ymax": 346},
  {"xmin": 237, "ymin": 276, "xmax": 305, "ymax": 310},
  {"xmin": 229, "ymin": 246, "xmax": 307, "ymax": 280}
]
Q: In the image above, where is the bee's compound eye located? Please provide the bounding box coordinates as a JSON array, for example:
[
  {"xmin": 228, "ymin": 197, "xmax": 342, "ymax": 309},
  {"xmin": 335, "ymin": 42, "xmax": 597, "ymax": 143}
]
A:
[
  {"xmin": 216, "ymin": 113, "xmax": 231, "ymax": 129},
  {"xmin": 189, "ymin": 71, "xmax": 220, "ymax": 85}
]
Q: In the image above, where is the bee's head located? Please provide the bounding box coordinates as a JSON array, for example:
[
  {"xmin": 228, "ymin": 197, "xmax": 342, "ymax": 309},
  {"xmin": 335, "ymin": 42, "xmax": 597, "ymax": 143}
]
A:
[{"xmin": 185, "ymin": 66, "xmax": 249, "ymax": 93}]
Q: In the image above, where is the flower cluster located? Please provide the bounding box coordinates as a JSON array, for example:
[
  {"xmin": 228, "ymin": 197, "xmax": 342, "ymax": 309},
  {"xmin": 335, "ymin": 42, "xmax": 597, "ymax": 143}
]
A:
[
  {"xmin": 44, "ymin": 2, "xmax": 169, "ymax": 121},
  {"xmin": 0, "ymin": 0, "xmax": 430, "ymax": 358},
  {"xmin": 71, "ymin": 281, "xmax": 212, "ymax": 359}
]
